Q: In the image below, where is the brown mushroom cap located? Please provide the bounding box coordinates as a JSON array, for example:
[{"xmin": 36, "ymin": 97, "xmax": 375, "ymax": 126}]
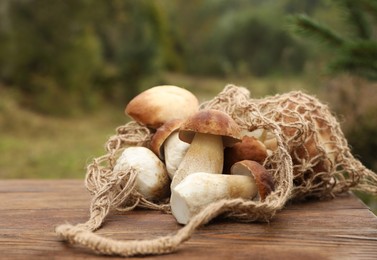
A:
[
  {"xmin": 125, "ymin": 85, "xmax": 199, "ymax": 129},
  {"xmin": 150, "ymin": 119, "xmax": 184, "ymax": 159},
  {"xmin": 230, "ymin": 160, "xmax": 274, "ymax": 201},
  {"xmin": 178, "ymin": 109, "xmax": 242, "ymax": 147},
  {"xmin": 223, "ymin": 136, "xmax": 268, "ymax": 173}
]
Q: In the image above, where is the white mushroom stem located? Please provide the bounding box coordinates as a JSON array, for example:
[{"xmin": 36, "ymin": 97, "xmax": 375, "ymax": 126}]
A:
[
  {"xmin": 171, "ymin": 172, "xmax": 257, "ymax": 224},
  {"xmin": 113, "ymin": 147, "xmax": 170, "ymax": 201},
  {"xmin": 164, "ymin": 132, "xmax": 190, "ymax": 179},
  {"xmin": 231, "ymin": 160, "xmax": 275, "ymax": 201},
  {"xmin": 170, "ymin": 133, "xmax": 224, "ymax": 189}
]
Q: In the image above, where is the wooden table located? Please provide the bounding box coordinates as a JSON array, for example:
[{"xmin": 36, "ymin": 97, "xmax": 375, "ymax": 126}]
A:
[{"xmin": 0, "ymin": 180, "xmax": 376, "ymax": 259}]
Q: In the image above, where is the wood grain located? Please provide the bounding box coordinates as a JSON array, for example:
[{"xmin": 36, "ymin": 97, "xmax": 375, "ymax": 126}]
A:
[{"xmin": 0, "ymin": 180, "xmax": 376, "ymax": 259}]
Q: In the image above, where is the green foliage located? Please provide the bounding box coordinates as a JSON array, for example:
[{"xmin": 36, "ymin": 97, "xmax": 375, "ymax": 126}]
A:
[
  {"xmin": 169, "ymin": 1, "xmax": 310, "ymax": 77},
  {"xmin": 288, "ymin": 14, "xmax": 344, "ymax": 47},
  {"xmin": 209, "ymin": 11, "xmax": 308, "ymax": 76},
  {"xmin": 0, "ymin": 0, "xmax": 104, "ymax": 114},
  {"xmin": 358, "ymin": 0, "xmax": 377, "ymax": 18},
  {"xmin": 329, "ymin": 40, "xmax": 377, "ymax": 79},
  {"xmin": 102, "ymin": 0, "xmax": 166, "ymax": 100},
  {"xmin": 0, "ymin": 0, "xmax": 346, "ymax": 115},
  {"xmin": 0, "ymin": 0, "xmax": 168, "ymax": 115},
  {"xmin": 288, "ymin": 0, "xmax": 377, "ymax": 80}
]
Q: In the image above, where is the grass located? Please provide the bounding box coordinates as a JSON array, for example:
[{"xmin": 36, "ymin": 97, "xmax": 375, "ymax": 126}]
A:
[
  {"xmin": 0, "ymin": 122, "xmax": 114, "ymax": 179},
  {"xmin": 0, "ymin": 90, "xmax": 126, "ymax": 179}
]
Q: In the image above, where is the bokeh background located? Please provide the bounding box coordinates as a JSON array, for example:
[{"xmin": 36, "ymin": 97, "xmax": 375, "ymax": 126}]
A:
[{"xmin": 0, "ymin": 0, "xmax": 376, "ymax": 213}]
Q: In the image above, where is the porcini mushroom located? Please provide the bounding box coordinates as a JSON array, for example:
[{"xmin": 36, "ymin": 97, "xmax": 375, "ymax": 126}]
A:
[
  {"xmin": 170, "ymin": 109, "xmax": 242, "ymax": 189},
  {"xmin": 243, "ymin": 128, "xmax": 278, "ymax": 154},
  {"xmin": 113, "ymin": 146, "xmax": 170, "ymax": 201},
  {"xmin": 223, "ymin": 135, "xmax": 268, "ymax": 173},
  {"xmin": 125, "ymin": 85, "xmax": 199, "ymax": 129},
  {"xmin": 150, "ymin": 119, "xmax": 189, "ymax": 178},
  {"xmin": 263, "ymin": 132, "xmax": 278, "ymax": 152},
  {"xmin": 230, "ymin": 160, "xmax": 274, "ymax": 201},
  {"xmin": 170, "ymin": 172, "xmax": 257, "ymax": 224}
]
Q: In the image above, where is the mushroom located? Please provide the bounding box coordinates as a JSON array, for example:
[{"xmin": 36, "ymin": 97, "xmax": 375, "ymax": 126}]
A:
[
  {"xmin": 242, "ymin": 128, "xmax": 278, "ymax": 154},
  {"xmin": 170, "ymin": 109, "xmax": 242, "ymax": 189},
  {"xmin": 230, "ymin": 160, "xmax": 274, "ymax": 201},
  {"xmin": 170, "ymin": 172, "xmax": 257, "ymax": 224},
  {"xmin": 223, "ymin": 135, "xmax": 268, "ymax": 173},
  {"xmin": 261, "ymin": 130, "xmax": 278, "ymax": 152},
  {"xmin": 113, "ymin": 146, "xmax": 170, "ymax": 201},
  {"xmin": 163, "ymin": 133, "xmax": 190, "ymax": 179},
  {"xmin": 264, "ymin": 137, "xmax": 278, "ymax": 153},
  {"xmin": 125, "ymin": 85, "xmax": 199, "ymax": 129},
  {"xmin": 150, "ymin": 119, "xmax": 189, "ymax": 179}
]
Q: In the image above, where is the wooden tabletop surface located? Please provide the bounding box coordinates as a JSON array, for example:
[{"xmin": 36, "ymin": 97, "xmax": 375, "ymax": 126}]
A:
[{"xmin": 0, "ymin": 180, "xmax": 376, "ymax": 260}]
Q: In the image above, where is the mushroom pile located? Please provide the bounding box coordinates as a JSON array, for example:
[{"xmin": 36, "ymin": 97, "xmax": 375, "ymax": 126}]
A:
[{"xmin": 116, "ymin": 85, "xmax": 275, "ymax": 225}]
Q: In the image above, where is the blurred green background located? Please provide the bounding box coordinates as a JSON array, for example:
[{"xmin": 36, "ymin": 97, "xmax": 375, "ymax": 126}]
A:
[{"xmin": 0, "ymin": 0, "xmax": 376, "ymax": 213}]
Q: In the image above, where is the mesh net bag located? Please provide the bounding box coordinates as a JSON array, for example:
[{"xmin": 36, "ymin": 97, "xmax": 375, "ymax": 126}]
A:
[{"xmin": 55, "ymin": 85, "xmax": 377, "ymax": 257}]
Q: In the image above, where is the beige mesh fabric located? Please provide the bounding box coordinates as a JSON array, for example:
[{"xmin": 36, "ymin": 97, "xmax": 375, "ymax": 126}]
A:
[
  {"xmin": 55, "ymin": 85, "xmax": 377, "ymax": 257},
  {"xmin": 202, "ymin": 86, "xmax": 377, "ymax": 200}
]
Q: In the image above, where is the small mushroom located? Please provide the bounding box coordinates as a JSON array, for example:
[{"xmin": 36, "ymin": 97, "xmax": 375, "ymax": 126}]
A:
[
  {"xmin": 223, "ymin": 135, "xmax": 268, "ymax": 173},
  {"xmin": 170, "ymin": 109, "xmax": 242, "ymax": 189},
  {"xmin": 262, "ymin": 131, "xmax": 278, "ymax": 152},
  {"xmin": 241, "ymin": 128, "xmax": 264, "ymax": 139},
  {"xmin": 150, "ymin": 119, "xmax": 189, "ymax": 179},
  {"xmin": 125, "ymin": 85, "xmax": 199, "ymax": 129},
  {"xmin": 264, "ymin": 137, "xmax": 278, "ymax": 153},
  {"xmin": 150, "ymin": 119, "xmax": 184, "ymax": 159},
  {"xmin": 243, "ymin": 128, "xmax": 278, "ymax": 154},
  {"xmin": 113, "ymin": 146, "xmax": 170, "ymax": 201},
  {"xmin": 230, "ymin": 160, "xmax": 274, "ymax": 201},
  {"xmin": 170, "ymin": 172, "xmax": 257, "ymax": 224}
]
